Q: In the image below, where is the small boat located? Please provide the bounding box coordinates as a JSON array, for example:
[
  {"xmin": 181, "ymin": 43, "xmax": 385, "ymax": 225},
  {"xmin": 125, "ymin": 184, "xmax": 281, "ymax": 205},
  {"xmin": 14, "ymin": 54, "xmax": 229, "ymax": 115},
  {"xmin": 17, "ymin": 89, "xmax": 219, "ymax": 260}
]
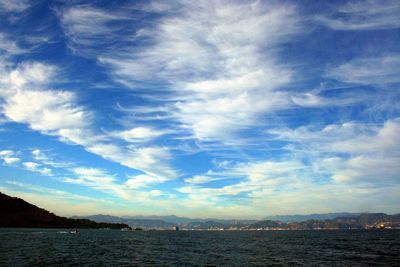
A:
[
  {"xmin": 70, "ymin": 229, "xmax": 79, "ymax": 234},
  {"xmin": 121, "ymin": 227, "xmax": 131, "ymax": 231}
]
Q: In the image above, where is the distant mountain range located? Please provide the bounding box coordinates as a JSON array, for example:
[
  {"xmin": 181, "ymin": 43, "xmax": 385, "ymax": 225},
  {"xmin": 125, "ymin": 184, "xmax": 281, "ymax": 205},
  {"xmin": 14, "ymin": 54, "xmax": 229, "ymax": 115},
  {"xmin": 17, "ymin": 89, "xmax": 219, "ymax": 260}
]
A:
[
  {"xmin": 125, "ymin": 215, "xmax": 257, "ymax": 225},
  {"xmin": 71, "ymin": 215, "xmax": 176, "ymax": 229},
  {"xmin": 0, "ymin": 192, "xmax": 129, "ymax": 229},
  {"xmin": 264, "ymin": 213, "xmax": 361, "ymax": 222},
  {"xmin": 252, "ymin": 213, "xmax": 400, "ymax": 230},
  {"xmin": 2, "ymin": 192, "xmax": 399, "ymax": 230},
  {"xmin": 73, "ymin": 213, "xmax": 400, "ymax": 230},
  {"xmin": 74, "ymin": 213, "xmax": 367, "ymax": 226},
  {"xmin": 72, "ymin": 214, "xmax": 257, "ymax": 229}
]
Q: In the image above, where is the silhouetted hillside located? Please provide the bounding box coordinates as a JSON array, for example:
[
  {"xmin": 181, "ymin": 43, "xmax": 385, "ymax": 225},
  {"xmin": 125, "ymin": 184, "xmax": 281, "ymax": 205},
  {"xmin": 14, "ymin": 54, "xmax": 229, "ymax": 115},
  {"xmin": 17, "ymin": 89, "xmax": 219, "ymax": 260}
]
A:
[{"xmin": 0, "ymin": 192, "xmax": 129, "ymax": 229}]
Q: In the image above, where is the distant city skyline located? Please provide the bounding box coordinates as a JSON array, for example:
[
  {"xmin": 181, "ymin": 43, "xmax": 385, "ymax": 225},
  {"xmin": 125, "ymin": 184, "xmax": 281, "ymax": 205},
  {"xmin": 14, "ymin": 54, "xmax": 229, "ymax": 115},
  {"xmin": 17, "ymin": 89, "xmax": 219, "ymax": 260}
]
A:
[{"xmin": 0, "ymin": 0, "xmax": 399, "ymax": 218}]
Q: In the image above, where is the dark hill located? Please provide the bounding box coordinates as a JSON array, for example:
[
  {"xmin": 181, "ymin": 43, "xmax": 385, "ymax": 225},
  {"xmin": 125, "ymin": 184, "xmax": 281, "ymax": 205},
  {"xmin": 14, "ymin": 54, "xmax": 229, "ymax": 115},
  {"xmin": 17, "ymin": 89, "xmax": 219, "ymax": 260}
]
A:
[{"xmin": 0, "ymin": 192, "xmax": 129, "ymax": 229}]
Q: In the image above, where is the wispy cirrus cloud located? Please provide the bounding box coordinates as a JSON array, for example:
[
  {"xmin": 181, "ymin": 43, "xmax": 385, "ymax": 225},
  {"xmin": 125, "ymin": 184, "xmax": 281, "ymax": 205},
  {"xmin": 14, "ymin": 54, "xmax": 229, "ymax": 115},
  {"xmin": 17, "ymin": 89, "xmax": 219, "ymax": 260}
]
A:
[
  {"xmin": 0, "ymin": 37, "xmax": 177, "ymax": 184},
  {"xmin": 64, "ymin": 167, "xmax": 171, "ymax": 206},
  {"xmin": 31, "ymin": 149, "xmax": 72, "ymax": 168},
  {"xmin": 5, "ymin": 180, "xmax": 104, "ymax": 202},
  {"xmin": 58, "ymin": 1, "xmax": 303, "ymax": 142},
  {"xmin": 111, "ymin": 126, "xmax": 170, "ymax": 143},
  {"xmin": 0, "ymin": 63, "xmax": 177, "ymax": 180},
  {"xmin": 269, "ymin": 118, "xmax": 400, "ymax": 184},
  {"xmin": 328, "ymin": 54, "xmax": 400, "ymax": 85},
  {"xmin": 58, "ymin": 5, "xmax": 134, "ymax": 55},
  {"xmin": 316, "ymin": 0, "xmax": 400, "ymax": 31},
  {"xmin": 22, "ymin": 161, "xmax": 52, "ymax": 175},
  {"xmin": 174, "ymin": 117, "xmax": 399, "ymax": 214},
  {"xmin": 0, "ymin": 150, "xmax": 20, "ymax": 166},
  {"xmin": 0, "ymin": 0, "xmax": 31, "ymax": 13},
  {"xmin": 0, "ymin": 147, "xmax": 170, "ymax": 204},
  {"xmin": 0, "ymin": 33, "xmax": 26, "ymax": 55}
]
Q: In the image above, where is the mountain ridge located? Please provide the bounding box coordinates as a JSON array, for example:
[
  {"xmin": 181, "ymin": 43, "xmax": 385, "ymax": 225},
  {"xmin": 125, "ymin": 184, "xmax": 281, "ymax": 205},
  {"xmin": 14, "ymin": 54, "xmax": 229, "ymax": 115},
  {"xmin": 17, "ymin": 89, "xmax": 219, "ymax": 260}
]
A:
[
  {"xmin": 264, "ymin": 212, "xmax": 361, "ymax": 222},
  {"xmin": 0, "ymin": 192, "xmax": 129, "ymax": 229},
  {"xmin": 73, "ymin": 213, "xmax": 400, "ymax": 230},
  {"xmin": 2, "ymin": 192, "xmax": 399, "ymax": 230}
]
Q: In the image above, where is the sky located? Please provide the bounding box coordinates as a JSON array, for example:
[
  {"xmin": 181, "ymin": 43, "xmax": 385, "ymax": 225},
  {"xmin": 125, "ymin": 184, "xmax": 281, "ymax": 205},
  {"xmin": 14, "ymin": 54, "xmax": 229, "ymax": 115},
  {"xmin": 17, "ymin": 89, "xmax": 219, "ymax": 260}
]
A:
[{"xmin": 0, "ymin": 0, "xmax": 399, "ymax": 219}]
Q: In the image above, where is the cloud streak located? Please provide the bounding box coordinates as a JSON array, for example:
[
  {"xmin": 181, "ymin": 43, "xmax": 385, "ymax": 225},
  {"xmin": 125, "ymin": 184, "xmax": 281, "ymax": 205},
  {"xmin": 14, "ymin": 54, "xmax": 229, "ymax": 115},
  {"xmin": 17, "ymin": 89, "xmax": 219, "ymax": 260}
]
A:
[
  {"xmin": 59, "ymin": 1, "xmax": 303, "ymax": 142},
  {"xmin": 328, "ymin": 54, "xmax": 400, "ymax": 85},
  {"xmin": 0, "ymin": 39, "xmax": 177, "ymax": 185},
  {"xmin": 317, "ymin": 0, "xmax": 400, "ymax": 31}
]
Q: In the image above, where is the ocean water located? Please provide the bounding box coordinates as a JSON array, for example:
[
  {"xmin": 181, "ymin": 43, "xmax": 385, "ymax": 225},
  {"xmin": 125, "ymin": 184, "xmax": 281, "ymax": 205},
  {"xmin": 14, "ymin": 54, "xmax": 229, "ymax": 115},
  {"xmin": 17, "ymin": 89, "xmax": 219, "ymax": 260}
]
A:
[{"xmin": 0, "ymin": 229, "xmax": 399, "ymax": 266}]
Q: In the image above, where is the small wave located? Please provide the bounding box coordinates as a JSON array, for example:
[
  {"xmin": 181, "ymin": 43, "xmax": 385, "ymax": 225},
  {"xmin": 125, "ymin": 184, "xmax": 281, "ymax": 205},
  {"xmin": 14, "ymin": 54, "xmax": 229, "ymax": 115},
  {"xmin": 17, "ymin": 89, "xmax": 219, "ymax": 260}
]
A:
[{"xmin": 32, "ymin": 232, "xmax": 47, "ymax": 234}]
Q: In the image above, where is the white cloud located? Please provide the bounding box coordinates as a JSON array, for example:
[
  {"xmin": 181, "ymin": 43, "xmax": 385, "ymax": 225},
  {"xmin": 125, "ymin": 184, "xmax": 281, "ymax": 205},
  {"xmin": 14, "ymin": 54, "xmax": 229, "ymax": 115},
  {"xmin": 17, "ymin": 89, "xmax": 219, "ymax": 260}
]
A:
[
  {"xmin": 185, "ymin": 175, "xmax": 220, "ymax": 185},
  {"xmin": 120, "ymin": 147, "xmax": 177, "ymax": 179},
  {"xmin": 4, "ymin": 89, "xmax": 90, "ymax": 132},
  {"xmin": 1, "ymin": 62, "xmax": 55, "ymax": 88},
  {"xmin": 58, "ymin": 6, "xmax": 132, "ymax": 55},
  {"xmin": 5, "ymin": 181, "xmax": 102, "ymax": 202},
  {"xmin": 176, "ymin": 118, "xmax": 399, "ymax": 212},
  {"xmin": 125, "ymin": 174, "xmax": 165, "ymax": 189},
  {"xmin": 3, "ymin": 157, "xmax": 20, "ymax": 165},
  {"xmin": 0, "ymin": 0, "xmax": 31, "ymax": 12},
  {"xmin": 291, "ymin": 93, "xmax": 327, "ymax": 107},
  {"xmin": 59, "ymin": 1, "xmax": 303, "ymax": 142},
  {"xmin": 330, "ymin": 119, "xmax": 400, "ymax": 154},
  {"xmin": 64, "ymin": 167, "xmax": 170, "ymax": 205},
  {"xmin": 324, "ymin": 155, "xmax": 400, "ymax": 183},
  {"xmin": 65, "ymin": 167, "xmax": 137, "ymax": 201},
  {"xmin": 317, "ymin": 0, "xmax": 400, "ymax": 31},
  {"xmin": 328, "ymin": 54, "xmax": 400, "ymax": 85},
  {"xmin": 23, "ymin": 162, "xmax": 38, "ymax": 169},
  {"xmin": 0, "ymin": 60, "xmax": 177, "ymax": 181},
  {"xmin": 112, "ymin": 126, "xmax": 167, "ymax": 142},
  {"xmin": 0, "ymin": 150, "xmax": 13, "ymax": 157},
  {"xmin": 0, "ymin": 33, "xmax": 25, "ymax": 55},
  {"xmin": 0, "ymin": 150, "xmax": 20, "ymax": 165},
  {"xmin": 269, "ymin": 118, "xmax": 400, "ymax": 184},
  {"xmin": 0, "ymin": 63, "xmax": 91, "ymax": 141},
  {"xmin": 31, "ymin": 148, "xmax": 72, "ymax": 168},
  {"xmin": 179, "ymin": 159, "xmax": 304, "ymax": 199},
  {"xmin": 149, "ymin": 189, "xmax": 162, "ymax": 197},
  {"xmin": 31, "ymin": 149, "xmax": 42, "ymax": 158},
  {"xmin": 71, "ymin": 167, "xmax": 116, "ymax": 184},
  {"xmin": 22, "ymin": 161, "xmax": 52, "ymax": 175},
  {"xmin": 85, "ymin": 143, "xmax": 177, "ymax": 179}
]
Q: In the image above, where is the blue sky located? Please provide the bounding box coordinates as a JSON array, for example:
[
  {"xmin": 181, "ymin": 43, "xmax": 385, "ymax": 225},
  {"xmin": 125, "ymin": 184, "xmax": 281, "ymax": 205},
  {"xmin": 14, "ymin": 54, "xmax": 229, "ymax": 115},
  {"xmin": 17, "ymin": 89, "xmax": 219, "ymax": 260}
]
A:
[{"xmin": 0, "ymin": 0, "xmax": 399, "ymax": 219}]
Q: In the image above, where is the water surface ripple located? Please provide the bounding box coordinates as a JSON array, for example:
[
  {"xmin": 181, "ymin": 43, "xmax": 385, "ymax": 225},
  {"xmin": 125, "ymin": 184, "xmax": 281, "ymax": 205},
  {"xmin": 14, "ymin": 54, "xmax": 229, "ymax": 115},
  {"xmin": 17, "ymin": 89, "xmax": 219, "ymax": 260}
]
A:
[{"xmin": 0, "ymin": 229, "xmax": 399, "ymax": 266}]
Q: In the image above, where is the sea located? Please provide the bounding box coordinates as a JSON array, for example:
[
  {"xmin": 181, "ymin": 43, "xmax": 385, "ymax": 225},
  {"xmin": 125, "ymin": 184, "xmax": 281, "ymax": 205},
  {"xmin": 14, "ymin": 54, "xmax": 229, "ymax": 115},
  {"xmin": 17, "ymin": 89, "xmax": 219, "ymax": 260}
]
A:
[{"xmin": 0, "ymin": 229, "xmax": 399, "ymax": 266}]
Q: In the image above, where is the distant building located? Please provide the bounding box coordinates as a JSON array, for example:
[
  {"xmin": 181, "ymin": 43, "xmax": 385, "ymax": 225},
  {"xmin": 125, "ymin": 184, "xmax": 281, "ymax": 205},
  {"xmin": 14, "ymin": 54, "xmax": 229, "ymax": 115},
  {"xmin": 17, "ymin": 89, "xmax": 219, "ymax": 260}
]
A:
[{"xmin": 173, "ymin": 226, "xmax": 179, "ymax": 231}]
